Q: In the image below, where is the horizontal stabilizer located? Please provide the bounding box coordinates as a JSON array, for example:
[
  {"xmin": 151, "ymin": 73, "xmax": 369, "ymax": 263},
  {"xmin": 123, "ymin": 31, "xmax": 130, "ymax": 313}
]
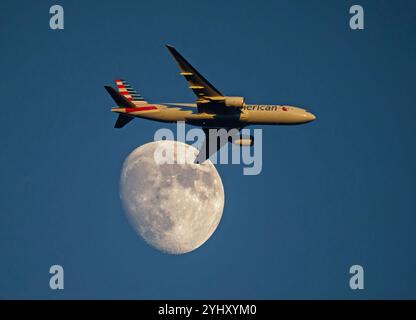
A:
[{"xmin": 114, "ymin": 114, "xmax": 134, "ymax": 128}]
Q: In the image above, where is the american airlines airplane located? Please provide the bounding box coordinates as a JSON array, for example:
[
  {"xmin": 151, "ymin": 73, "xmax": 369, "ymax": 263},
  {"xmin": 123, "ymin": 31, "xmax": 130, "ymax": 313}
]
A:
[{"xmin": 105, "ymin": 45, "xmax": 316, "ymax": 162}]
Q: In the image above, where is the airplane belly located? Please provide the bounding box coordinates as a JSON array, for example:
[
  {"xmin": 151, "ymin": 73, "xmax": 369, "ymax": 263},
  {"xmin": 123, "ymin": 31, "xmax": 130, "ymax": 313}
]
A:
[
  {"xmin": 186, "ymin": 112, "xmax": 242, "ymax": 128},
  {"xmin": 157, "ymin": 108, "xmax": 190, "ymax": 121},
  {"xmin": 240, "ymin": 109, "xmax": 274, "ymax": 124}
]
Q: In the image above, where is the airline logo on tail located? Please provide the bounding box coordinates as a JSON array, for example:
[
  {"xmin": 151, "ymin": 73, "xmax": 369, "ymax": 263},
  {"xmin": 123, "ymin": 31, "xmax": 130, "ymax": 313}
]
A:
[{"xmin": 115, "ymin": 79, "xmax": 147, "ymax": 104}]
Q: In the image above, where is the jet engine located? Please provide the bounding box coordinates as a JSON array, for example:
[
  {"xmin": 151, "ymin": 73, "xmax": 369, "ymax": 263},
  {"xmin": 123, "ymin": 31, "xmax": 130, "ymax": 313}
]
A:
[
  {"xmin": 232, "ymin": 135, "xmax": 254, "ymax": 146},
  {"xmin": 224, "ymin": 96, "xmax": 245, "ymax": 108}
]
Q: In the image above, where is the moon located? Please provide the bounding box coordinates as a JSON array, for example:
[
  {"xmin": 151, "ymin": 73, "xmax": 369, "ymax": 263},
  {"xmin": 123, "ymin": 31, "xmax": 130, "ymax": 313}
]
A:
[{"xmin": 119, "ymin": 140, "xmax": 225, "ymax": 254}]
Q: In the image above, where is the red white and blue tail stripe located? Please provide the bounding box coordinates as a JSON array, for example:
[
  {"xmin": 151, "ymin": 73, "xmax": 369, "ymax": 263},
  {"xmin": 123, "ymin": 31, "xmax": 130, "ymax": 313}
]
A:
[{"xmin": 115, "ymin": 79, "xmax": 148, "ymax": 104}]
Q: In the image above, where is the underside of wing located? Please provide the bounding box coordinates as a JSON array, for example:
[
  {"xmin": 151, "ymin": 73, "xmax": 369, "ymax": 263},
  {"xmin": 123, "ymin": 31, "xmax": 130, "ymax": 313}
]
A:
[
  {"xmin": 194, "ymin": 128, "xmax": 243, "ymax": 164},
  {"xmin": 194, "ymin": 128, "xmax": 225, "ymax": 164}
]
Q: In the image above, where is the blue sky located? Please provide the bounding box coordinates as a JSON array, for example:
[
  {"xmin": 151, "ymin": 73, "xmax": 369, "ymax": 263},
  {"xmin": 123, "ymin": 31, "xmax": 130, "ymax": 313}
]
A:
[{"xmin": 0, "ymin": 0, "xmax": 415, "ymax": 299}]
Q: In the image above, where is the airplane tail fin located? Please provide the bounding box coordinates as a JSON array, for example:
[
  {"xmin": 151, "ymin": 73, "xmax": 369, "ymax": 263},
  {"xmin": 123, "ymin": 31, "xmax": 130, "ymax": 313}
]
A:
[
  {"xmin": 104, "ymin": 86, "xmax": 135, "ymax": 128},
  {"xmin": 115, "ymin": 79, "xmax": 148, "ymax": 104},
  {"xmin": 104, "ymin": 86, "xmax": 135, "ymax": 108}
]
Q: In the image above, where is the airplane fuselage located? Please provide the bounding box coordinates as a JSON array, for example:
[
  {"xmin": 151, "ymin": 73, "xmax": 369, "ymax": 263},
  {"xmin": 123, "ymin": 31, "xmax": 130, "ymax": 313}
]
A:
[{"xmin": 111, "ymin": 103, "xmax": 316, "ymax": 129}]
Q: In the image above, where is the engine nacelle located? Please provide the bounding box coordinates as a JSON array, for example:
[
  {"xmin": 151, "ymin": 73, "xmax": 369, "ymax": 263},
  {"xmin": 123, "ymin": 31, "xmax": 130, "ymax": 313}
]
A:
[
  {"xmin": 232, "ymin": 136, "xmax": 254, "ymax": 146},
  {"xmin": 224, "ymin": 96, "xmax": 245, "ymax": 108}
]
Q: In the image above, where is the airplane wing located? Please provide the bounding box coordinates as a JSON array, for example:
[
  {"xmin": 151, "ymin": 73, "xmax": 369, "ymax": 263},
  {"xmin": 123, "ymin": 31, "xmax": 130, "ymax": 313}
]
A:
[
  {"xmin": 166, "ymin": 45, "xmax": 241, "ymax": 115},
  {"xmin": 194, "ymin": 128, "xmax": 241, "ymax": 164},
  {"xmin": 194, "ymin": 128, "xmax": 224, "ymax": 164},
  {"xmin": 166, "ymin": 45, "xmax": 223, "ymax": 100}
]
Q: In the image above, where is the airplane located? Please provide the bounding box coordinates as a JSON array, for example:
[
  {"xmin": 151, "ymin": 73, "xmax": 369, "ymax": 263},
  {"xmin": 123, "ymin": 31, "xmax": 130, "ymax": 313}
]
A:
[{"xmin": 105, "ymin": 45, "xmax": 316, "ymax": 163}]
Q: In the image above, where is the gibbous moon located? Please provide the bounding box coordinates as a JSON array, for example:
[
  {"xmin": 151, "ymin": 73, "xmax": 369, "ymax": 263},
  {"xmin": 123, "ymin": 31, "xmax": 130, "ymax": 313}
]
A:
[{"xmin": 120, "ymin": 140, "xmax": 225, "ymax": 254}]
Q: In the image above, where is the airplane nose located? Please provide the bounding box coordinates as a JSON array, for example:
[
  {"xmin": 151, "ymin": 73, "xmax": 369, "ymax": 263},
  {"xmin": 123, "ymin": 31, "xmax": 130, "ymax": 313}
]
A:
[{"xmin": 304, "ymin": 112, "xmax": 316, "ymax": 122}]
